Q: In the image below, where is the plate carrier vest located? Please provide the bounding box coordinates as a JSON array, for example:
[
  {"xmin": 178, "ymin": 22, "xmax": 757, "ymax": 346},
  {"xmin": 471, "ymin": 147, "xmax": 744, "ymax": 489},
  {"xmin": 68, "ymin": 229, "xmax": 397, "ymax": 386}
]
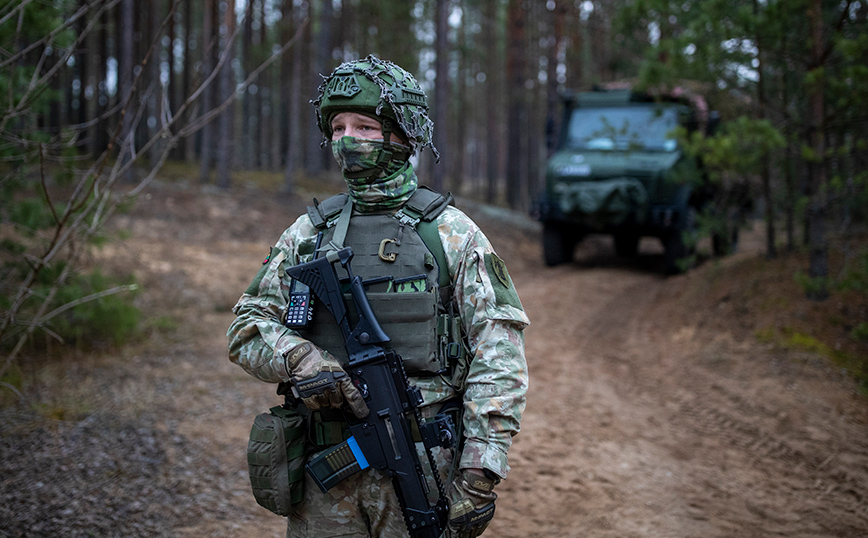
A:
[{"xmin": 298, "ymin": 187, "xmax": 468, "ymax": 381}]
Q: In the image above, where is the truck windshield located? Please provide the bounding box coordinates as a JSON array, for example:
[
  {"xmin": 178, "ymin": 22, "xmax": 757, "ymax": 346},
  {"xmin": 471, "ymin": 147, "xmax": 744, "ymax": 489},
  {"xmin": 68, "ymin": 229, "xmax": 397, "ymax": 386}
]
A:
[{"xmin": 565, "ymin": 106, "xmax": 679, "ymax": 151}]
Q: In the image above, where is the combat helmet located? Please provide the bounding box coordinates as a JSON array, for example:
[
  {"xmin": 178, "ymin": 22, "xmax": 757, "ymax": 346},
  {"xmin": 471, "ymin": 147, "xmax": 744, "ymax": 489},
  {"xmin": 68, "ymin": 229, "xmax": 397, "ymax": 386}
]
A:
[{"xmin": 313, "ymin": 55, "xmax": 439, "ymax": 161}]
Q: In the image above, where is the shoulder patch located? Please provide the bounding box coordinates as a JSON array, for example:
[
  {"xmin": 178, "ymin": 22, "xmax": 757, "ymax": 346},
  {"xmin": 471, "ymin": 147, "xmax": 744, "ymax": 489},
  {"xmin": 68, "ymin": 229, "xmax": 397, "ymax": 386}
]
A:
[
  {"xmin": 489, "ymin": 253, "xmax": 510, "ymax": 287},
  {"xmin": 484, "ymin": 253, "xmax": 523, "ymax": 310}
]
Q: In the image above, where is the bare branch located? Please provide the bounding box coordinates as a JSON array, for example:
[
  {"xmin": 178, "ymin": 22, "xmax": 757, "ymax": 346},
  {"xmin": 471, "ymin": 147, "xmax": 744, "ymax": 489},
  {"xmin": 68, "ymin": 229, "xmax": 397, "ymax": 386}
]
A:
[
  {"xmin": 37, "ymin": 284, "xmax": 139, "ymax": 326},
  {"xmin": 0, "ymin": 0, "xmax": 115, "ymax": 70},
  {"xmin": 0, "ymin": 0, "xmax": 306, "ymax": 376},
  {"xmin": 0, "ymin": 381, "xmax": 25, "ymax": 402},
  {"xmin": 38, "ymin": 144, "xmax": 60, "ymax": 226},
  {"xmin": 179, "ymin": 17, "xmax": 310, "ymax": 138}
]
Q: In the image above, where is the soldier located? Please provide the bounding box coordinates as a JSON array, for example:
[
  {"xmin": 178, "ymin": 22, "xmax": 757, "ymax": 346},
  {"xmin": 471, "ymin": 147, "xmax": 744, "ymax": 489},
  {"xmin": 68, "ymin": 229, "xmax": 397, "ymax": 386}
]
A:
[{"xmin": 228, "ymin": 55, "xmax": 529, "ymax": 538}]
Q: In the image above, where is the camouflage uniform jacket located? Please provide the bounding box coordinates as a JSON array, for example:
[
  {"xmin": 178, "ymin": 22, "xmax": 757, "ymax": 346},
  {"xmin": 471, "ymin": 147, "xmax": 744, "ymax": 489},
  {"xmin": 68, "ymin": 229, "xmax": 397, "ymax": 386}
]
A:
[{"xmin": 227, "ymin": 196, "xmax": 529, "ymax": 479}]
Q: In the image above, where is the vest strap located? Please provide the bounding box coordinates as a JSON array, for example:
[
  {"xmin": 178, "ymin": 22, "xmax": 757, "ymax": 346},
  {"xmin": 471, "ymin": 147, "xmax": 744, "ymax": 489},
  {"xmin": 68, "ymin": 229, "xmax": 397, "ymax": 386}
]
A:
[
  {"xmin": 330, "ymin": 198, "xmax": 354, "ymax": 250},
  {"xmin": 416, "ymin": 220, "xmax": 451, "ymax": 291},
  {"xmin": 307, "ymin": 193, "xmax": 349, "ymax": 230}
]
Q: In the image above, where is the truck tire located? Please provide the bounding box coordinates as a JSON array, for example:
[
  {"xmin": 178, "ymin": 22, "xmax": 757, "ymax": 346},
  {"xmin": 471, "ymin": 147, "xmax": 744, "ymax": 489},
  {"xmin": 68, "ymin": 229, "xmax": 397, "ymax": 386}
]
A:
[
  {"xmin": 663, "ymin": 231, "xmax": 688, "ymax": 274},
  {"xmin": 613, "ymin": 231, "xmax": 640, "ymax": 257},
  {"xmin": 543, "ymin": 222, "xmax": 575, "ymax": 266}
]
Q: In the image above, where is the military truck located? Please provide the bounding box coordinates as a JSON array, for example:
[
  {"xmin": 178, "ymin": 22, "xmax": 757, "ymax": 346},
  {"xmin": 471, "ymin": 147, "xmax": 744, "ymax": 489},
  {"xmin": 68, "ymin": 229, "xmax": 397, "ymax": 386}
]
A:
[{"xmin": 535, "ymin": 89, "xmax": 728, "ymax": 273}]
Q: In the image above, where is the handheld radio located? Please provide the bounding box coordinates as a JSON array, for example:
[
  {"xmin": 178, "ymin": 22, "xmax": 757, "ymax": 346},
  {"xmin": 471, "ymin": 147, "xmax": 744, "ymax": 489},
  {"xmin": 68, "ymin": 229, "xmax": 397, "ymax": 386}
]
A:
[{"xmin": 283, "ymin": 232, "xmax": 323, "ymax": 329}]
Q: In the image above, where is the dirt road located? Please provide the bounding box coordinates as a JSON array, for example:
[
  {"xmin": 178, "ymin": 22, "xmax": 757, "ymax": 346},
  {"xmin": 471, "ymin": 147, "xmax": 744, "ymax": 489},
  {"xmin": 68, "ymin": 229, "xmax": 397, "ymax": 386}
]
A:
[
  {"xmin": 3, "ymin": 182, "xmax": 867, "ymax": 537},
  {"xmin": 495, "ymin": 240, "xmax": 868, "ymax": 538}
]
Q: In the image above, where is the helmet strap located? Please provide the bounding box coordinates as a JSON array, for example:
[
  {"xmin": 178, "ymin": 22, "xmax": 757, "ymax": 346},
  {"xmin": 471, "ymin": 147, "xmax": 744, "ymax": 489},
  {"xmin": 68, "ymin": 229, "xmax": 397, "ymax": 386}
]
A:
[{"xmin": 375, "ymin": 118, "xmax": 396, "ymax": 174}]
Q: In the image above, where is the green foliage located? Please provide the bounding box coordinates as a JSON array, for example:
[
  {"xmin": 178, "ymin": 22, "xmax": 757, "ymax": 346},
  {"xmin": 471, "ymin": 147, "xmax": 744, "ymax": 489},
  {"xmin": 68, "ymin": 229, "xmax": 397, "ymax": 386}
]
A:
[
  {"xmin": 0, "ymin": 0, "xmax": 74, "ymax": 44},
  {"xmin": 837, "ymin": 250, "xmax": 868, "ymax": 292},
  {"xmin": 756, "ymin": 325, "xmax": 868, "ymax": 394},
  {"xmin": 145, "ymin": 315, "xmax": 179, "ymax": 334},
  {"xmin": 8, "ymin": 198, "xmax": 56, "ymax": 233},
  {"xmin": 676, "ymin": 118, "xmax": 786, "ymax": 182},
  {"xmin": 0, "ymin": 238, "xmax": 26, "ymax": 256},
  {"xmin": 48, "ymin": 270, "xmax": 141, "ymax": 349},
  {"xmin": 0, "ymin": 0, "xmax": 152, "ymax": 371},
  {"xmin": 794, "ymin": 271, "xmax": 831, "ymax": 298},
  {"xmin": 616, "ymin": 0, "xmax": 866, "ymax": 289},
  {"xmin": 0, "ymin": 254, "xmax": 142, "ymax": 353},
  {"xmin": 851, "ymin": 323, "xmax": 868, "ymax": 343},
  {"xmin": 0, "ymin": 363, "xmax": 23, "ymax": 406},
  {"xmin": 0, "ymin": 1, "xmax": 74, "ymax": 122}
]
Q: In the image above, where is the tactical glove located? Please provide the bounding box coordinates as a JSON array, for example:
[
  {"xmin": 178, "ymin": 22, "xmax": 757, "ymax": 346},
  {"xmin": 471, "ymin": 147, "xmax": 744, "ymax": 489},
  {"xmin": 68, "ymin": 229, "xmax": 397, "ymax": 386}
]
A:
[
  {"xmin": 448, "ymin": 470, "xmax": 498, "ymax": 538},
  {"xmin": 284, "ymin": 342, "xmax": 369, "ymax": 418}
]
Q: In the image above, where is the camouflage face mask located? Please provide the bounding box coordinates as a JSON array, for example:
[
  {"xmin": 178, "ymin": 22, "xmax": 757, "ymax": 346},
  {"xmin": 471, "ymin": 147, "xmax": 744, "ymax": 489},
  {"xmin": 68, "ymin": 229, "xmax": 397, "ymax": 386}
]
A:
[
  {"xmin": 331, "ymin": 137, "xmax": 410, "ymax": 176},
  {"xmin": 332, "ymin": 136, "xmax": 417, "ymax": 211}
]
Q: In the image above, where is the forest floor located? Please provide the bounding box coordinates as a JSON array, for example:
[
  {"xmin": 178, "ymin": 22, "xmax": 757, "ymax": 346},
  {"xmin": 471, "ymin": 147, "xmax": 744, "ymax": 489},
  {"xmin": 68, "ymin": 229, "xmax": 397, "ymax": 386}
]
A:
[{"xmin": 2, "ymin": 178, "xmax": 867, "ymax": 537}]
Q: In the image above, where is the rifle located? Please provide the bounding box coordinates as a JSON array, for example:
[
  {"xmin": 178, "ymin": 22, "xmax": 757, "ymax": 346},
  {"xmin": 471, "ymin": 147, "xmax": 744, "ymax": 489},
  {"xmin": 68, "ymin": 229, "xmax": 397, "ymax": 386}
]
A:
[{"xmin": 285, "ymin": 246, "xmax": 456, "ymax": 538}]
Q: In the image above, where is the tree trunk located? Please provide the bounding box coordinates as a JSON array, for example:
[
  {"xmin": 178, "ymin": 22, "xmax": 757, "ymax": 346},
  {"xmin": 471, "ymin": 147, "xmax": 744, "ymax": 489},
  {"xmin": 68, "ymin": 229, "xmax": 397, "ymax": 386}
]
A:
[
  {"xmin": 120, "ymin": 0, "xmax": 135, "ymax": 181},
  {"xmin": 306, "ymin": 1, "xmax": 328, "ymax": 176},
  {"xmin": 431, "ymin": 0, "xmax": 450, "ymax": 192},
  {"xmin": 199, "ymin": 0, "xmax": 216, "ymax": 183},
  {"xmin": 147, "ymin": 0, "xmax": 162, "ymax": 167},
  {"xmin": 76, "ymin": 0, "xmax": 88, "ymax": 133},
  {"xmin": 283, "ymin": 0, "xmax": 303, "ymax": 192},
  {"xmin": 216, "ymin": 0, "xmax": 236, "ymax": 189},
  {"xmin": 484, "ymin": 0, "xmax": 500, "ymax": 202},
  {"xmin": 95, "ymin": 3, "xmax": 110, "ymax": 154},
  {"xmin": 754, "ymin": 0, "xmax": 776, "ymax": 259},
  {"xmin": 265, "ymin": 0, "xmax": 280, "ymax": 171},
  {"xmin": 781, "ymin": 37, "xmax": 796, "ymax": 252},
  {"xmin": 241, "ymin": 0, "xmax": 255, "ymax": 170},
  {"xmin": 506, "ymin": 0, "xmax": 527, "ymax": 209},
  {"xmin": 453, "ymin": 8, "xmax": 467, "ymax": 194},
  {"xmin": 181, "ymin": 0, "xmax": 193, "ymax": 161},
  {"xmin": 546, "ymin": 0, "xmax": 566, "ymax": 157},
  {"xmin": 167, "ymin": 0, "xmax": 178, "ymax": 160},
  {"xmin": 806, "ymin": 0, "xmax": 828, "ymax": 300}
]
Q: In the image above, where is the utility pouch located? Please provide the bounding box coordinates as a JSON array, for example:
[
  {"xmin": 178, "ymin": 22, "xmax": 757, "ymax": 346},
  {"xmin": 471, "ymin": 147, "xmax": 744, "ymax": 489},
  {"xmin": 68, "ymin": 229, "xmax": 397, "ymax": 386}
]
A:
[{"xmin": 247, "ymin": 405, "xmax": 306, "ymax": 516}]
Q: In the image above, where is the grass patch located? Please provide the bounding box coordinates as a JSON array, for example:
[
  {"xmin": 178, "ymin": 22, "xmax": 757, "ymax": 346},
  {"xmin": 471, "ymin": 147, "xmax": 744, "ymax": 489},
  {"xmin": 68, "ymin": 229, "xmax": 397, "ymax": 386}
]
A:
[
  {"xmin": 680, "ymin": 226, "xmax": 868, "ymax": 396},
  {"xmin": 851, "ymin": 322, "xmax": 868, "ymax": 342},
  {"xmin": 756, "ymin": 325, "xmax": 868, "ymax": 394},
  {"xmin": 31, "ymin": 399, "xmax": 93, "ymax": 422},
  {"xmin": 143, "ymin": 315, "xmax": 179, "ymax": 334},
  {"xmin": 0, "ymin": 364, "xmax": 24, "ymax": 406}
]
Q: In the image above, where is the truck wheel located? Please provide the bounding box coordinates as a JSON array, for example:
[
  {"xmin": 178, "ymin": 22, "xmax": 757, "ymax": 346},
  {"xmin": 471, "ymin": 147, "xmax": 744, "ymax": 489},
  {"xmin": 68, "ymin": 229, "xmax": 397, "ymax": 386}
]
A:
[
  {"xmin": 543, "ymin": 222, "xmax": 574, "ymax": 266},
  {"xmin": 613, "ymin": 232, "xmax": 640, "ymax": 257},
  {"xmin": 663, "ymin": 231, "xmax": 690, "ymax": 274}
]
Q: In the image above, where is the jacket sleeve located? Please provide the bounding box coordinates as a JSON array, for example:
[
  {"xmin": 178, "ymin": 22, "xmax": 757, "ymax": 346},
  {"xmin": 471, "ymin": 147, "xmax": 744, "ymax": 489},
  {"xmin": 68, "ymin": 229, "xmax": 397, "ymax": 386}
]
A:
[
  {"xmin": 438, "ymin": 208, "xmax": 530, "ymax": 479},
  {"xmin": 226, "ymin": 216, "xmax": 320, "ymax": 383}
]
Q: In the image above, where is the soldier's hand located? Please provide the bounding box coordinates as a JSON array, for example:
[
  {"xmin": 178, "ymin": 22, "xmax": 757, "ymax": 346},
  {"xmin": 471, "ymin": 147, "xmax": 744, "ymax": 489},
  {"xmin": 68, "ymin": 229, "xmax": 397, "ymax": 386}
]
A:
[
  {"xmin": 448, "ymin": 469, "xmax": 498, "ymax": 538},
  {"xmin": 284, "ymin": 343, "xmax": 369, "ymax": 418}
]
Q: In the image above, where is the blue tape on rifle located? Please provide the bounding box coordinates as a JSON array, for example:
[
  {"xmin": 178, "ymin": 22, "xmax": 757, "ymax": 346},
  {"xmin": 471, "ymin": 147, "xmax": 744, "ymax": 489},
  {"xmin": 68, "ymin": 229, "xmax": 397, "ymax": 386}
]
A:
[{"xmin": 347, "ymin": 436, "xmax": 369, "ymax": 470}]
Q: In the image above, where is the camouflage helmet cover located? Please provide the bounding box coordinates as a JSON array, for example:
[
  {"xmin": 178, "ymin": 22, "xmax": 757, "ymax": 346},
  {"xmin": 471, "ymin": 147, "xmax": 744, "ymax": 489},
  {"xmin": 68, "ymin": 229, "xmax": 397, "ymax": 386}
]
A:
[{"xmin": 313, "ymin": 55, "xmax": 439, "ymax": 160}]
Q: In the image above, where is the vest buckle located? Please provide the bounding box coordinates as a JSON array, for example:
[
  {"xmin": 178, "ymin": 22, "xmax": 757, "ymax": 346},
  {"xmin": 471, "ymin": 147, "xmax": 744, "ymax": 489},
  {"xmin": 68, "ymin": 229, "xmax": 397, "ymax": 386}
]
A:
[{"xmin": 378, "ymin": 238, "xmax": 398, "ymax": 262}]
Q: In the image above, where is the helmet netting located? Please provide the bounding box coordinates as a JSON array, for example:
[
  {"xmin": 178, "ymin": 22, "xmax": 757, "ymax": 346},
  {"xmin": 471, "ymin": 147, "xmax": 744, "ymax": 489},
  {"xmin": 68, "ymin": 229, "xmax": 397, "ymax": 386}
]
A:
[{"xmin": 312, "ymin": 55, "xmax": 440, "ymax": 162}]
